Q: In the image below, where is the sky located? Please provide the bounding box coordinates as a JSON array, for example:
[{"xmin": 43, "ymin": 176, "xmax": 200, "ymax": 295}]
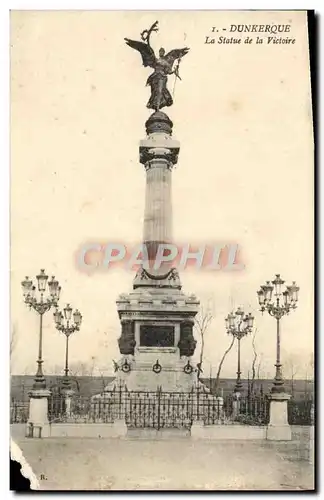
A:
[{"xmin": 10, "ymin": 10, "xmax": 314, "ymax": 379}]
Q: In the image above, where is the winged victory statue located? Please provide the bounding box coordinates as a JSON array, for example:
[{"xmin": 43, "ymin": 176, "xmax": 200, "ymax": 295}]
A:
[{"xmin": 124, "ymin": 21, "xmax": 189, "ymax": 112}]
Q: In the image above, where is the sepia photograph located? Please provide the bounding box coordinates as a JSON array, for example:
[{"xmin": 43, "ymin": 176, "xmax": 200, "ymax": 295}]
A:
[{"xmin": 9, "ymin": 9, "xmax": 315, "ymax": 491}]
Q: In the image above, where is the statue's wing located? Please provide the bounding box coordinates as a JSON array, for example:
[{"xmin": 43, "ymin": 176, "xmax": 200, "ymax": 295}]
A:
[
  {"xmin": 124, "ymin": 38, "xmax": 156, "ymax": 68},
  {"xmin": 164, "ymin": 47, "xmax": 190, "ymax": 66}
]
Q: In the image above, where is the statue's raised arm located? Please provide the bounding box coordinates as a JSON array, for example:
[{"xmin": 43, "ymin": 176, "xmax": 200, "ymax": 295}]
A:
[{"xmin": 124, "ymin": 21, "xmax": 190, "ymax": 112}]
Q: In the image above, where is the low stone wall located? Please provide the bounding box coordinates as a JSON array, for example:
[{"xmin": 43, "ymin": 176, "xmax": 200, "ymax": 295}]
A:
[
  {"xmin": 127, "ymin": 428, "xmax": 191, "ymax": 439},
  {"xmin": 191, "ymin": 424, "xmax": 266, "ymax": 440},
  {"xmin": 49, "ymin": 422, "xmax": 127, "ymax": 438},
  {"xmin": 10, "ymin": 422, "xmax": 314, "ymax": 460}
]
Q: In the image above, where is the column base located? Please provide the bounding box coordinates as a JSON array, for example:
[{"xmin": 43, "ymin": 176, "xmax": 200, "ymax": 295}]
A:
[
  {"xmin": 266, "ymin": 424, "xmax": 292, "ymax": 441},
  {"xmin": 27, "ymin": 389, "xmax": 51, "ymax": 438},
  {"xmin": 267, "ymin": 392, "xmax": 291, "ymax": 441},
  {"xmin": 26, "ymin": 422, "xmax": 51, "ymax": 438}
]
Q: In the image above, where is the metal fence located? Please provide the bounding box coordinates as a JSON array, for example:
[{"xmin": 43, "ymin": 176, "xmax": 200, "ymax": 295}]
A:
[
  {"xmin": 46, "ymin": 388, "xmax": 270, "ymax": 428},
  {"xmin": 11, "ymin": 391, "xmax": 314, "ymax": 428},
  {"xmin": 288, "ymin": 399, "xmax": 314, "ymax": 425}
]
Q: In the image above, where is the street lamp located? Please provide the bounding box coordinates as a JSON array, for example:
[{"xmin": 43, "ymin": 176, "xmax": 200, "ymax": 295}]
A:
[
  {"xmin": 225, "ymin": 307, "xmax": 254, "ymax": 394},
  {"xmin": 21, "ymin": 270, "xmax": 61, "ymax": 390},
  {"xmin": 257, "ymin": 274, "xmax": 299, "ymax": 394},
  {"xmin": 54, "ymin": 304, "xmax": 82, "ymax": 389}
]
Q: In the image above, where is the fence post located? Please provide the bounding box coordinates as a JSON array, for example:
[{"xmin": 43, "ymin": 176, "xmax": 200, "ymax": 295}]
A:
[
  {"xmin": 191, "ymin": 386, "xmax": 205, "ymax": 438},
  {"xmin": 26, "ymin": 388, "xmax": 52, "ymax": 438},
  {"xmin": 112, "ymin": 385, "xmax": 127, "ymax": 438},
  {"xmin": 216, "ymin": 396, "xmax": 224, "ymax": 422}
]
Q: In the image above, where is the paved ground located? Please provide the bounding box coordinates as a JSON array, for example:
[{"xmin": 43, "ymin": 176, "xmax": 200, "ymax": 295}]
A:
[{"xmin": 11, "ymin": 426, "xmax": 314, "ymax": 491}]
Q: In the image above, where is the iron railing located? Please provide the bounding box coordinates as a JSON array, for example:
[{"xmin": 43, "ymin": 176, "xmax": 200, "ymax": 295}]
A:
[
  {"xmin": 47, "ymin": 388, "xmax": 270, "ymax": 427},
  {"xmin": 10, "ymin": 400, "xmax": 29, "ymax": 423},
  {"xmin": 11, "ymin": 391, "xmax": 314, "ymax": 428},
  {"xmin": 288, "ymin": 399, "xmax": 314, "ymax": 425},
  {"xmin": 125, "ymin": 390, "xmax": 193, "ymax": 429}
]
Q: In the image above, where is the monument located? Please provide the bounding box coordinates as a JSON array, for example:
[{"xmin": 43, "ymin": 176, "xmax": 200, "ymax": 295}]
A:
[{"xmin": 108, "ymin": 21, "xmax": 200, "ymax": 392}]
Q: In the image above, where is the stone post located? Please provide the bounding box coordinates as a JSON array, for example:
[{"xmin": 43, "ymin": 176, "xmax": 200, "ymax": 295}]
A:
[
  {"xmin": 112, "ymin": 418, "xmax": 128, "ymax": 438},
  {"xmin": 26, "ymin": 389, "xmax": 51, "ymax": 438},
  {"xmin": 266, "ymin": 392, "xmax": 291, "ymax": 441}
]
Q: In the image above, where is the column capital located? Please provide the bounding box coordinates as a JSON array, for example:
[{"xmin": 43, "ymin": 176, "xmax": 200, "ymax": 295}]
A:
[
  {"xmin": 139, "ymin": 113, "xmax": 180, "ymax": 167},
  {"xmin": 139, "ymin": 142, "xmax": 179, "ymax": 167}
]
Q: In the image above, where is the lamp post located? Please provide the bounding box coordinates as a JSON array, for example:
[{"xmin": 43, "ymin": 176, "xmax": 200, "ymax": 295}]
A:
[
  {"xmin": 54, "ymin": 304, "xmax": 82, "ymax": 390},
  {"xmin": 21, "ymin": 270, "xmax": 61, "ymax": 390},
  {"xmin": 225, "ymin": 307, "xmax": 254, "ymax": 395},
  {"xmin": 257, "ymin": 274, "xmax": 299, "ymax": 394}
]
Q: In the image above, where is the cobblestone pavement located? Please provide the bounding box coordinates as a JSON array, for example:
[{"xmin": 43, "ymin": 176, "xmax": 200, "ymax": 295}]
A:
[{"xmin": 11, "ymin": 427, "xmax": 314, "ymax": 491}]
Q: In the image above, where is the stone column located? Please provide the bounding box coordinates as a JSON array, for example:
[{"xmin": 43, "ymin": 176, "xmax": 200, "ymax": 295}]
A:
[
  {"xmin": 143, "ymin": 160, "xmax": 173, "ymax": 260},
  {"xmin": 139, "ymin": 112, "xmax": 180, "ymax": 276},
  {"xmin": 266, "ymin": 392, "xmax": 291, "ymax": 441},
  {"xmin": 26, "ymin": 389, "xmax": 51, "ymax": 438}
]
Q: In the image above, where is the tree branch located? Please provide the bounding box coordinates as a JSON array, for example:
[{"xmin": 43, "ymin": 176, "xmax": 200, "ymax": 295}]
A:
[
  {"xmin": 214, "ymin": 336, "xmax": 235, "ymax": 395},
  {"xmin": 194, "ymin": 305, "xmax": 213, "ymax": 371},
  {"xmin": 251, "ymin": 328, "xmax": 258, "ymax": 393}
]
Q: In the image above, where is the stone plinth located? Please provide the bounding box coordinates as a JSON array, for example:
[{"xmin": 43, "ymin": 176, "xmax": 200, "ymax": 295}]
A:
[
  {"xmin": 266, "ymin": 392, "xmax": 292, "ymax": 441},
  {"xmin": 48, "ymin": 423, "xmax": 127, "ymax": 439},
  {"xmin": 191, "ymin": 424, "xmax": 266, "ymax": 440},
  {"xmin": 26, "ymin": 389, "xmax": 51, "ymax": 438}
]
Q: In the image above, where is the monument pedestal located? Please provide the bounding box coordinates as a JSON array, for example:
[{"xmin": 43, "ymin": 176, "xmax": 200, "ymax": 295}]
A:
[
  {"xmin": 266, "ymin": 392, "xmax": 291, "ymax": 441},
  {"xmin": 26, "ymin": 389, "xmax": 51, "ymax": 438},
  {"xmin": 106, "ymin": 112, "xmax": 200, "ymax": 395},
  {"xmin": 115, "ymin": 282, "xmax": 199, "ymax": 392}
]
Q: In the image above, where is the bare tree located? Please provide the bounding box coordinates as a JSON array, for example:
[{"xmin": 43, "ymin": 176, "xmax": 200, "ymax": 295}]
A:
[
  {"xmin": 194, "ymin": 304, "xmax": 213, "ymax": 376},
  {"xmin": 304, "ymin": 352, "xmax": 314, "ymax": 399},
  {"xmin": 97, "ymin": 365, "xmax": 113, "ymax": 391},
  {"xmin": 308, "ymin": 352, "xmax": 314, "ymax": 379},
  {"xmin": 68, "ymin": 358, "xmax": 96, "ymax": 394},
  {"xmin": 250, "ymin": 328, "xmax": 262, "ymax": 394},
  {"xmin": 214, "ymin": 336, "xmax": 235, "ymax": 395},
  {"xmin": 256, "ymin": 353, "xmax": 264, "ymax": 380},
  {"xmin": 284, "ymin": 354, "xmax": 301, "ymax": 398}
]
